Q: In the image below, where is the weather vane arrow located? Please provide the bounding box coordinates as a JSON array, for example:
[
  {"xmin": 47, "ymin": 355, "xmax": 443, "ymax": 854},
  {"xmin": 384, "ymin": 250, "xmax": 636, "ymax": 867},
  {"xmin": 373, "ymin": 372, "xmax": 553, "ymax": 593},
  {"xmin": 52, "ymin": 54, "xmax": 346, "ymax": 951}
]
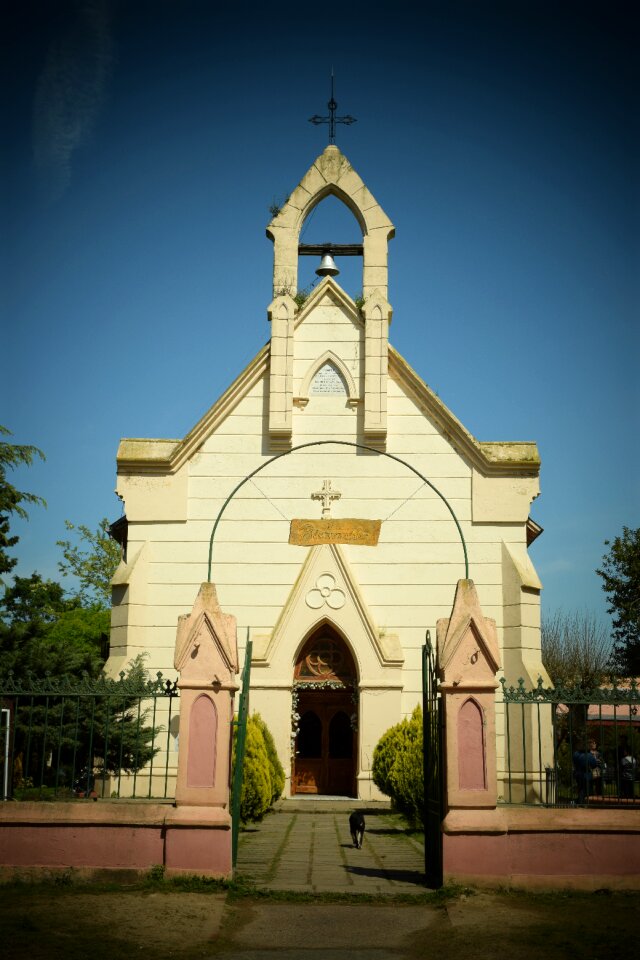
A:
[{"xmin": 309, "ymin": 71, "xmax": 356, "ymax": 145}]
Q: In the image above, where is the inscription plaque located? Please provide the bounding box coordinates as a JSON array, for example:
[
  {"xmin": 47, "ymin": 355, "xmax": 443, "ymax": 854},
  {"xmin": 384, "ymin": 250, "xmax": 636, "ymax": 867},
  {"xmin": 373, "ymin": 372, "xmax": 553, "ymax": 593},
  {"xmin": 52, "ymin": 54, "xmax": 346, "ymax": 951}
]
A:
[
  {"xmin": 290, "ymin": 518, "xmax": 381, "ymax": 547},
  {"xmin": 311, "ymin": 363, "xmax": 346, "ymax": 395}
]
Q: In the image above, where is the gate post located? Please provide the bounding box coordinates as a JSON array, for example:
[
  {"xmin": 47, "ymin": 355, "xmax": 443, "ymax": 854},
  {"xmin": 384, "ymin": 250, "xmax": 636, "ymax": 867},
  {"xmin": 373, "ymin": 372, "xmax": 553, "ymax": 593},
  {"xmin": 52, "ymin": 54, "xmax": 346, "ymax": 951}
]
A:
[
  {"xmin": 436, "ymin": 580, "xmax": 501, "ymax": 811},
  {"xmin": 165, "ymin": 582, "xmax": 239, "ymax": 876}
]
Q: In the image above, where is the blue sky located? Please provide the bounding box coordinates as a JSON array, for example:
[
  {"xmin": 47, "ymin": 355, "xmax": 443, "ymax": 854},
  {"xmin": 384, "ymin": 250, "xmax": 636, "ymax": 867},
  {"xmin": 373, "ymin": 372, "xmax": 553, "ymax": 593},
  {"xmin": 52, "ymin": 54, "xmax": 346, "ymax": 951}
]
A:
[{"xmin": 2, "ymin": 1, "xmax": 637, "ymax": 624}]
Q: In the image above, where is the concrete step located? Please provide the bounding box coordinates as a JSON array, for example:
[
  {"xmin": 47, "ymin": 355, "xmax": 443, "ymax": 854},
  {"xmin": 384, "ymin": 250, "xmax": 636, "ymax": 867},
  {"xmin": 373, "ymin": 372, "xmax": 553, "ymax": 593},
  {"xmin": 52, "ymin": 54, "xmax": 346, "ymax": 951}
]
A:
[{"xmin": 273, "ymin": 797, "xmax": 392, "ymax": 814}]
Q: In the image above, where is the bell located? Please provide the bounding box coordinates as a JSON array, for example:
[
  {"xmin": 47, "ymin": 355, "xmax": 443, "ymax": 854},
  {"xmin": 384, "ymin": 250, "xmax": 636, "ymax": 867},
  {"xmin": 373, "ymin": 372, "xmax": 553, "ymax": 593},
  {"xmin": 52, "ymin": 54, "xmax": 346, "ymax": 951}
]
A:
[{"xmin": 316, "ymin": 252, "xmax": 340, "ymax": 277}]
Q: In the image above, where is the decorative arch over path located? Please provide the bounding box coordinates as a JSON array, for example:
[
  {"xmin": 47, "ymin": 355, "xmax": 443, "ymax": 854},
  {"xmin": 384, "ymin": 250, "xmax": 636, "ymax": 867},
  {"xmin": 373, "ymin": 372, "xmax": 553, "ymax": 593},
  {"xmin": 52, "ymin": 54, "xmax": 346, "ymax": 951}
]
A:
[{"xmin": 206, "ymin": 439, "xmax": 469, "ymax": 581}]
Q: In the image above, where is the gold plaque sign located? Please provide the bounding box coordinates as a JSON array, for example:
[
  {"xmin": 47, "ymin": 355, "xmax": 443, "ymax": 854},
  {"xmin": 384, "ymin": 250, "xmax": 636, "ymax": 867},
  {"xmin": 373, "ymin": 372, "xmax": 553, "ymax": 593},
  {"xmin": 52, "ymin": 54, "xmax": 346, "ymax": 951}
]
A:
[{"xmin": 289, "ymin": 519, "xmax": 381, "ymax": 547}]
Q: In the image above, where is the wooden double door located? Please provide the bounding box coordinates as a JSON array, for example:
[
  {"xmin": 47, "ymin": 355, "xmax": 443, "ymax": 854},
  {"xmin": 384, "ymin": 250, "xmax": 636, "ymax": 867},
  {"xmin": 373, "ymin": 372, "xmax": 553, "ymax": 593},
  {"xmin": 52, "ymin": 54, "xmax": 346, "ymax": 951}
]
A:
[{"xmin": 292, "ymin": 689, "xmax": 356, "ymax": 797}]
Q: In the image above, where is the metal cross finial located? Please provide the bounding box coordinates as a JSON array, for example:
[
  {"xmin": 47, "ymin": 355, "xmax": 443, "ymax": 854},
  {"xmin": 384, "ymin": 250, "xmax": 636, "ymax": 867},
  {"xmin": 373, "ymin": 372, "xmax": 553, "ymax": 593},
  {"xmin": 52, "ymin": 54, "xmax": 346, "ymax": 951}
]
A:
[
  {"xmin": 309, "ymin": 71, "xmax": 356, "ymax": 145},
  {"xmin": 311, "ymin": 479, "xmax": 342, "ymax": 519}
]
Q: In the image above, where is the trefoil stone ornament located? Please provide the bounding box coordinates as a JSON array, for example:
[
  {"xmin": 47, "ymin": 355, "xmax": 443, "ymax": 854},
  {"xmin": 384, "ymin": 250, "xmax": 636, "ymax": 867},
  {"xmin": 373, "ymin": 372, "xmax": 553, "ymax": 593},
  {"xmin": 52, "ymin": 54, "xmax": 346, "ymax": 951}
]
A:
[{"xmin": 305, "ymin": 573, "xmax": 346, "ymax": 610}]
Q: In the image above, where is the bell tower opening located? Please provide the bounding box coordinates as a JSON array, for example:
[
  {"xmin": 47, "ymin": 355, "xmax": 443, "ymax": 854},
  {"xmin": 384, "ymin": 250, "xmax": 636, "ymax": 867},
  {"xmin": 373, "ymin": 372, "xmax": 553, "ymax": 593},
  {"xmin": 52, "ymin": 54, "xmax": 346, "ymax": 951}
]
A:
[
  {"xmin": 292, "ymin": 623, "xmax": 358, "ymax": 797},
  {"xmin": 298, "ymin": 194, "xmax": 364, "ymax": 300},
  {"xmin": 266, "ymin": 143, "xmax": 394, "ymax": 303},
  {"xmin": 266, "ymin": 145, "xmax": 395, "ymax": 445}
]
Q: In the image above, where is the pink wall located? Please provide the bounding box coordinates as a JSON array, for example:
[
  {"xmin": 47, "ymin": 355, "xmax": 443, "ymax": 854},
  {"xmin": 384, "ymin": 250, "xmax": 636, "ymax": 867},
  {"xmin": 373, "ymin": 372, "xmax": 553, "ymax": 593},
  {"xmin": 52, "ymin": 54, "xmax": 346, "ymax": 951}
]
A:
[
  {"xmin": 0, "ymin": 803, "xmax": 232, "ymax": 878},
  {"xmin": 443, "ymin": 807, "xmax": 640, "ymax": 890}
]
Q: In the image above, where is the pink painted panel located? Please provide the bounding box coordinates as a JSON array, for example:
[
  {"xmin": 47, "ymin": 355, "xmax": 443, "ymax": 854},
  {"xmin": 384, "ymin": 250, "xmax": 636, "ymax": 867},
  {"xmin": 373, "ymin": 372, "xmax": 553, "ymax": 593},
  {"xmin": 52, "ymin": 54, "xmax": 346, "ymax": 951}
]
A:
[
  {"xmin": 508, "ymin": 832, "xmax": 640, "ymax": 876},
  {"xmin": 165, "ymin": 828, "xmax": 231, "ymax": 875},
  {"xmin": 0, "ymin": 825, "xmax": 164, "ymax": 869},
  {"xmin": 444, "ymin": 831, "xmax": 640, "ymax": 884},
  {"xmin": 458, "ymin": 698, "xmax": 486, "ymax": 790},
  {"xmin": 188, "ymin": 695, "xmax": 218, "ymax": 787},
  {"xmin": 444, "ymin": 833, "xmax": 509, "ymax": 877}
]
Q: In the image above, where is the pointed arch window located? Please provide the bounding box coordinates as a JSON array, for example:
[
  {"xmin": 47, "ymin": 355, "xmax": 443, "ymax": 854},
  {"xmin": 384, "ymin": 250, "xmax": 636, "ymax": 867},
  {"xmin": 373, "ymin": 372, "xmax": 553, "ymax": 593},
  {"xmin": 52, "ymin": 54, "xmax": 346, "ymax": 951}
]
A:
[
  {"xmin": 294, "ymin": 624, "xmax": 357, "ymax": 685},
  {"xmin": 296, "ymin": 350, "xmax": 359, "ymax": 407},
  {"xmin": 457, "ymin": 697, "xmax": 486, "ymax": 791}
]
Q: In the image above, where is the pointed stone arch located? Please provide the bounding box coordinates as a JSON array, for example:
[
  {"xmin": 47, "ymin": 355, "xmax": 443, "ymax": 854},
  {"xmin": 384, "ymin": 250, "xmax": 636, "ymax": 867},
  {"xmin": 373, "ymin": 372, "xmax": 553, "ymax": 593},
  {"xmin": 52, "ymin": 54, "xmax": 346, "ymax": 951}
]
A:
[
  {"xmin": 296, "ymin": 350, "xmax": 359, "ymax": 407},
  {"xmin": 293, "ymin": 617, "xmax": 359, "ymax": 683},
  {"xmin": 266, "ymin": 145, "xmax": 395, "ymax": 301},
  {"xmin": 296, "ymin": 183, "xmax": 368, "ymax": 237}
]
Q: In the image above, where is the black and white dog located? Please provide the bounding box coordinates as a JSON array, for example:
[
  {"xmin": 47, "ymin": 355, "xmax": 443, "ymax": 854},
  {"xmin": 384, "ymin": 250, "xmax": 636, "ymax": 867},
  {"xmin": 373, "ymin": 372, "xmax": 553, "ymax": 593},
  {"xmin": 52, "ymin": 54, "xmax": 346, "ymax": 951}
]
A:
[{"xmin": 349, "ymin": 811, "xmax": 365, "ymax": 849}]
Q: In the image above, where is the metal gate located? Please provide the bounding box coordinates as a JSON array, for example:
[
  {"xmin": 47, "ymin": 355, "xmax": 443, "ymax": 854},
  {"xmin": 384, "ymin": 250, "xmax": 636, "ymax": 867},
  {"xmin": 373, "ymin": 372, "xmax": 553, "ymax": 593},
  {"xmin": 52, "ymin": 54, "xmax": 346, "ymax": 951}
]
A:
[
  {"xmin": 231, "ymin": 637, "xmax": 253, "ymax": 869},
  {"xmin": 422, "ymin": 630, "xmax": 444, "ymax": 888}
]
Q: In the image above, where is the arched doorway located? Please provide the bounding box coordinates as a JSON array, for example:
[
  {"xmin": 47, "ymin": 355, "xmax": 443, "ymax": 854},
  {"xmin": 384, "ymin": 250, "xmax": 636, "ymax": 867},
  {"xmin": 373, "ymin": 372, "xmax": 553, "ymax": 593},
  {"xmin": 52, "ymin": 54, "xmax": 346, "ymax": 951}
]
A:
[{"xmin": 292, "ymin": 625, "xmax": 357, "ymax": 797}]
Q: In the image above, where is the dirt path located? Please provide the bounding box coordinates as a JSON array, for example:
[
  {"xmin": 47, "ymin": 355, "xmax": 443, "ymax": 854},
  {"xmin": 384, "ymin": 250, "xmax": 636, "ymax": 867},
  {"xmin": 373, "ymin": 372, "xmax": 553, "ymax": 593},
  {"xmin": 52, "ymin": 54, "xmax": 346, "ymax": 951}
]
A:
[{"xmin": 2, "ymin": 885, "xmax": 639, "ymax": 960}]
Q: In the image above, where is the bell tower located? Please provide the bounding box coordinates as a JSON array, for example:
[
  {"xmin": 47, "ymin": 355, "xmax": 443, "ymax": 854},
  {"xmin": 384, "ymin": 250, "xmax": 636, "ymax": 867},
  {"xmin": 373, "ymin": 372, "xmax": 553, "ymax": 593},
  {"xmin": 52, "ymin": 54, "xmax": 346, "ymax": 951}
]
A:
[{"xmin": 265, "ymin": 145, "xmax": 395, "ymax": 447}]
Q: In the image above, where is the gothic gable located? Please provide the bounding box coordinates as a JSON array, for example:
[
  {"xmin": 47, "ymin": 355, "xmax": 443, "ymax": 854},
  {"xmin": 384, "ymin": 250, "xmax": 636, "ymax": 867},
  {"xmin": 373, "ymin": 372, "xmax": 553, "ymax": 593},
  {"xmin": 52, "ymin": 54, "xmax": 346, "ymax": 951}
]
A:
[
  {"xmin": 174, "ymin": 582, "xmax": 239, "ymax": 685},
  {"xmin": 252, "ymin": 542, "xmax": 403, "ymax": 680}
]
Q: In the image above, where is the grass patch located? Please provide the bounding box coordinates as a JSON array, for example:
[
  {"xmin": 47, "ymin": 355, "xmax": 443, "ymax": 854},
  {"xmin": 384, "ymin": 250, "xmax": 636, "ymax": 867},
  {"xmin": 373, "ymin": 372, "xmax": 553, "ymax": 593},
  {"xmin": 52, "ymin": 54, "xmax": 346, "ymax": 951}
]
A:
[
  {"xmin": 0, "ymin": 867, "xmax": 470, "ymax": 905},
  {"xmin": 225, "ymin": 877, "xmax": 470, "ymax": 905},
  {"xmin": 6, "ymin": 867, "xmax": 637, "ymax": 910}
]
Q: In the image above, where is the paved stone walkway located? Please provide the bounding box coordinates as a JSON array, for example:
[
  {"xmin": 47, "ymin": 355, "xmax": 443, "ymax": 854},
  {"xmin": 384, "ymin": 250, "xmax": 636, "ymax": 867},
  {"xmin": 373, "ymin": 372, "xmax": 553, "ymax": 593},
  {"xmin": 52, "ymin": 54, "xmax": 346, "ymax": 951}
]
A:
[{"xmin": 236, "ymin": 799, "xmax": 426, "ymax": 896}]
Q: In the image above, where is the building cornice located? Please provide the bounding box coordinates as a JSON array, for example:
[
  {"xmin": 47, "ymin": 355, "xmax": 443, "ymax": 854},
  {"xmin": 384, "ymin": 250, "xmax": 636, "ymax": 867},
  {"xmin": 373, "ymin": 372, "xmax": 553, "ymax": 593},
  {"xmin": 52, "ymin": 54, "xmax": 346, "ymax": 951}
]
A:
[{"xmin": 117, "ymin": 344, "xmax": 270, "ymax": 475}]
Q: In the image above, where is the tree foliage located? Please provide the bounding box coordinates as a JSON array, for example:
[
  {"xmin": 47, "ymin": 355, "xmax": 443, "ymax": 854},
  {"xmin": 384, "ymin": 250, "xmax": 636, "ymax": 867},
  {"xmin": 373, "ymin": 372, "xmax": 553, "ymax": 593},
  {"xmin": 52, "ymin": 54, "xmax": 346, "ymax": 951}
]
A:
[
  {"xmin": 0, "ymin": 450, "xmax": 163, "ymax": 794},
  {"xmin": 6, "ymin": 655, "xmax": 165, "ymax": 797},
  {"xmin": 0, "ymin": 573, "xmax": 106, "ymax": 680},
  {"xmin": 57, "ymin": 517, "xmax": 121, "ymax": 608},
  {"xmin": 85, "ymin": 655, "xmax": 164, "ymax": 777},
  {"xmin": 0, "ymin": 510, "xmax": 115, "ymax": 683},
  {"xmin": 541, "ymin": 610, "xmax": 612, "ymax": 688},
  {"xmin": 0, "ymin": 426, "xmax": 45, "ymax": 580},
  {"xmin": 596, "ymin": 526, "xmax": 640, "ymax": 676}
]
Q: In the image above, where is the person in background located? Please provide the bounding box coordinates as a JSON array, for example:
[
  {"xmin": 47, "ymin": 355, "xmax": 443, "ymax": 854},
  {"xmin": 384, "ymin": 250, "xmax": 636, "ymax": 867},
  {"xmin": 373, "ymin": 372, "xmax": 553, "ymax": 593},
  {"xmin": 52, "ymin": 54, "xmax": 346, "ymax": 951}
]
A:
[
  {"xmin": 620, "ymin": 743, "xmax": 637, "ymax": 801},
  {"xmin": 589, "ymin": 739, "xmax": 605, "ymax": 797},
  {"xmin": 573, "ymin": 744, "xmax": 598, "ymax": 805},
  {"xmin": 617, "ymin": 735, "xmax": 630, "ymax": 797}
]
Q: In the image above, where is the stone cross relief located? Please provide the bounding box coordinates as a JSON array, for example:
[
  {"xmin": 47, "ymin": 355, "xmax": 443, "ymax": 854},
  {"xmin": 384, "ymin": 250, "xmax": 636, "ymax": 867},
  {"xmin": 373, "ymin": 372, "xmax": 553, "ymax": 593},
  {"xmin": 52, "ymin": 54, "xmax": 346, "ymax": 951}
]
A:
[{"xmin": 311, "ymin": 479, "xmax": 342, "ymax": 519}]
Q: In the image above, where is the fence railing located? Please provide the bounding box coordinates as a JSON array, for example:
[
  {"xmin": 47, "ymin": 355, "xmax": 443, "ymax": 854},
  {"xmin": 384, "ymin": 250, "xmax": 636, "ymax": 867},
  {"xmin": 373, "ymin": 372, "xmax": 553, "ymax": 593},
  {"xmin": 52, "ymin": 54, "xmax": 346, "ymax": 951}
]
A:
[
  {"xmin": 499, "ymin": 677, "xmax": 640, "ymax": 807},
  {"xmin": 1, "ymin": 670, "xmax": 179, "ymax": 801}
]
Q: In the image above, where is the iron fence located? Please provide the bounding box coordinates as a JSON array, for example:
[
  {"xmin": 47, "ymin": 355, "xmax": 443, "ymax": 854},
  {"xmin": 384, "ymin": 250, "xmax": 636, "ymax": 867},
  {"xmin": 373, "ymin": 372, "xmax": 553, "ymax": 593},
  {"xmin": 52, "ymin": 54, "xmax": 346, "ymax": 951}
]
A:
[
  {"xmin": 0, "ymin": 670, "xmax": 179, "ymax": 801},
  {"xmin": 499, "ymin": 677, "xmax": 640, "ymax": 807}
]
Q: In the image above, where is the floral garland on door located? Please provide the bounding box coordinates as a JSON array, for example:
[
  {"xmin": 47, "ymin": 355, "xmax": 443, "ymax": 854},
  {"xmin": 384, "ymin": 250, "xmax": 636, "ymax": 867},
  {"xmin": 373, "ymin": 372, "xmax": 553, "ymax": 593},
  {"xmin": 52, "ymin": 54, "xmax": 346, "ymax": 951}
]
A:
[{"xmin": 291, "ymin": 680, "xmax": 359, "ymax": 754}]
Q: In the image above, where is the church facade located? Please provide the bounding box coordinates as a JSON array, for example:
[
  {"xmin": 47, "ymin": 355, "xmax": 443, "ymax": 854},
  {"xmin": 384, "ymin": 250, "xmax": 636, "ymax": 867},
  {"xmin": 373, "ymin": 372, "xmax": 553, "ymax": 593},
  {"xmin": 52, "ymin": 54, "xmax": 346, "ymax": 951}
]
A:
[{"xmin": 108, "ymin": 145, "xmax": 546, "ymax": 800}]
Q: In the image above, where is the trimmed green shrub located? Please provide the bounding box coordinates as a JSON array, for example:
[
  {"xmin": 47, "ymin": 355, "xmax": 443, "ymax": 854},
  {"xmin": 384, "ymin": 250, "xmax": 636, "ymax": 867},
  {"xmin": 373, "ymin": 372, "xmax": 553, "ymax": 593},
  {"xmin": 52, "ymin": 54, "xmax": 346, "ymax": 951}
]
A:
[
  {"xmin": 372, "ymin": 717, "xmax": 410, "ymax": 798},
  {"xmin": 252, "ymin": 712, "xmax": 285, "ymax": 804},
  {"xmin": 234, "ymin": 713, "xmax": 284, "ymax": 824},
  {"xmin": 238, "ymin": 716, "xmax": 272, "ymax": 824},
  {"xmin": 372, "ymin": 706, "xmax": 424, "ymax": 827},
  {"xmin": 389, "ymin": 707, "xmax": 424, "ymax": 825}
]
